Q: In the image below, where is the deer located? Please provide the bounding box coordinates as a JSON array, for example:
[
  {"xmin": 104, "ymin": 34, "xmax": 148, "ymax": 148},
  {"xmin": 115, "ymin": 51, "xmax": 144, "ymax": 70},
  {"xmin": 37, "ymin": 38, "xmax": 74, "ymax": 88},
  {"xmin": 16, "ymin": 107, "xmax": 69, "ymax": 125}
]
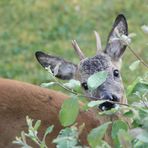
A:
[{"xmin": 0, "ymin": 14, "xmax": 128, "ymax": 148}]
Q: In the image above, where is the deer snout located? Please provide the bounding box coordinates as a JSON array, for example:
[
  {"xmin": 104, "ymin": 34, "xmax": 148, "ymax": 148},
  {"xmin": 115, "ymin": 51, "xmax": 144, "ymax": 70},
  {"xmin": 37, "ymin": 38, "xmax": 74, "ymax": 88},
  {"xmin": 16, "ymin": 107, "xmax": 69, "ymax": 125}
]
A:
[{"xmin": 99, "ymin": 92, "xmax": 120, "ymax": 111}]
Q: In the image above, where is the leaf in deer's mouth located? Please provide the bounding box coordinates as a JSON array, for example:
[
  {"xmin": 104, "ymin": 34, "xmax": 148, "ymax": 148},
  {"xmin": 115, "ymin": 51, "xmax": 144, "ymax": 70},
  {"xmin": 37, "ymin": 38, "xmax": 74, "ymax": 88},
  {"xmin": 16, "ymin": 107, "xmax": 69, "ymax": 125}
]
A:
[{"xmin": 99, "ymin": 101, "xmax": 116, "ymax": 111}]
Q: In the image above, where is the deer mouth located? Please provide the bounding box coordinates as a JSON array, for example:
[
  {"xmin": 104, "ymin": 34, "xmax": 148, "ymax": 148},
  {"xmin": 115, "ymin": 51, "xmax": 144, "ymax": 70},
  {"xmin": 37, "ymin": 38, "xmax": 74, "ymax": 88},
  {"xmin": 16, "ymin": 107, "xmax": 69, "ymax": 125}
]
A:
[
  {"xmin": 99, "ymin": 94, "xmax": 119, "ymax": 111},
  {"xmin": 99, "ymin": 102, "xmax": 116, "ymax": 111}
]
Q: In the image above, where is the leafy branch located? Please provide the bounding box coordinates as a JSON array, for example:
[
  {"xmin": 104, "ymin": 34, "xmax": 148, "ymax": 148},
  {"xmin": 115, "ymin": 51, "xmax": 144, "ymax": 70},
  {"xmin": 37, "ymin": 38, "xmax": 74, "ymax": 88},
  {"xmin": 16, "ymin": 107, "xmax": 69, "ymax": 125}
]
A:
[
  {"xmin": 13, "ymin": 116, "xmax": 54, "ymax": 148},
  {"xmin": 43, "ymin": 66, "xmax": 129, "ymax": 107}
]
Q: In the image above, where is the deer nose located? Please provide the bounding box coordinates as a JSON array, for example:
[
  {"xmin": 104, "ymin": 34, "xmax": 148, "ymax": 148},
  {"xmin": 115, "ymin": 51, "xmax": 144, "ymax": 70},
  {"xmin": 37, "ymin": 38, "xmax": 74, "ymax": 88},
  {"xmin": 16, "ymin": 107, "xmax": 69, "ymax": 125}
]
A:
[
  {"xmin": 99, "ymin": 92, "xmax": 119, "ymax": 110},
  {"xmin": 101, "ymin": 93, "xmax": 119, "ymax": 102},
  {"xmin": 112, "ymin": 94, "xmax": 119, "ymax": 102}
]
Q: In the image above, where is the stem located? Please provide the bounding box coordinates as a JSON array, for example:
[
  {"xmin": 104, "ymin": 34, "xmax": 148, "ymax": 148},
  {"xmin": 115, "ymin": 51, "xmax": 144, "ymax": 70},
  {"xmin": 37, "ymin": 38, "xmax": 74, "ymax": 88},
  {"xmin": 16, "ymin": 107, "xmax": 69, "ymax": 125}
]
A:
[
  {"xmin": 79, "ymin": 95, "xmax": 129, "ymax": 107},
  {"xmin": 127, "ymin": 45, "xmax": 148, "ymax": 68},
  {"xmin": 32, "ymin": 132, "xmax": 42, "ymax": 146}
]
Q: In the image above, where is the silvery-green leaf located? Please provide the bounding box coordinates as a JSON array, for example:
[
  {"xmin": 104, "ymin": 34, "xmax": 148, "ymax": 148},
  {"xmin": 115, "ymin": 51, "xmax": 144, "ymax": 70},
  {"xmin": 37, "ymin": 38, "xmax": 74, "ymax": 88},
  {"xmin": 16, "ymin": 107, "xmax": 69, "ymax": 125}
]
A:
[
  {"xmin": 87, "ymin": 100, "xmax": 106, "ymax": 108},
  {"xmin": 40, "ymin": 82, "xmax": 56, "ymax": 88},
  {"xmin": 99, "ymin": 107, "xmax": 119, "ymax": 115},
  {"xmin": 26, "ymin": 116, "xmax": 33, "ymax": 128},
  {"xmin": 21, "ymin": 131, "xmax": 27, "ymax": 144},
  {"xmin": 129, "ymin": 60, "xmax": 140, "ymax": 71},
  {"xmin": 63, "ymin": 79, "xmax": 81, "ymax": 89},
  {"xmin": 34, "ymin": 120, "xmax": 41, "ymax": 131},
  {"xmin": 87, "ymin": 71, "xmax": 108, "ymax": 90},
  {"xmin": 42, "ymin": 125, "xmax": 54, "ymax": 143},
  {"xmin": 53, "ymin": 127, "xmax": 81, "ymax": 148},
  {"xmin": 44, "ymin": 125, "xmax": 54, "ymax": 137}
]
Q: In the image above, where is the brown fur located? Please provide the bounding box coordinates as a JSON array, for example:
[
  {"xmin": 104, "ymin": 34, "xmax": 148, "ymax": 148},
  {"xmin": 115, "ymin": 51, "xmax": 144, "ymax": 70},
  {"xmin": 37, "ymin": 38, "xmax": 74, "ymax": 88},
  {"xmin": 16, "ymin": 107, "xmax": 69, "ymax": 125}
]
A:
[
  {"xmin": 0, "ymin": 78, "xmax": 128, "ymax": 147},
  {"xmin": 0, "ymin": 78, "xmax": 101, "ymax": 148}
]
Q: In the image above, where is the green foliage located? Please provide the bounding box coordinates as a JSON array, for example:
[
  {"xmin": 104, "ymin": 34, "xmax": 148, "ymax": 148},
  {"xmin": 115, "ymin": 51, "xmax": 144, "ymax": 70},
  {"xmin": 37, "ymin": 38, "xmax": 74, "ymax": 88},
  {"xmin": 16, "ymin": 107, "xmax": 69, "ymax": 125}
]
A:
[
  {"xmin": 40, "ymin": 82, "xmax": 56, "ymax": 88},
  {"xmin": 127, "ymin": 72, "xmax": 148, "ymax": 103},
  {"xmin": 117, "ymin": 129, "xmax": 132, "ymax": 148},
  {"xmin": 87, "ymin": 100, "xmax": 106, "ymax": 107},
  {"xmin": 13, "ymin": 116, "xmax": 54, "ymax": 148},
  {"xmin": 63, "ymin": 79, "xmax": 81, "ymax": 92},
  {"xmin": 87, "ymin": 122, "xmax": 111, "ymax": 148},
  {"xmin": 13, "ymin": 67, "xmax": 148, "ymax": 147},
  {"xmin": 87, "ymin": 71, "xmax": 108, "ymax": 90},
  {"xmin": 99, "ymin": 107, "xmax": 120, "ymax": 116},
  {"xmin": 59, "ymin": 97, "xmax": 79, "ymax": 127},
  {"xmin": 53, "ymin": 126, "xmax": 82, "ymax": 148},
  {"xmin": 111, "ymin": 120, "xmax": 129, "ymax": 147}
]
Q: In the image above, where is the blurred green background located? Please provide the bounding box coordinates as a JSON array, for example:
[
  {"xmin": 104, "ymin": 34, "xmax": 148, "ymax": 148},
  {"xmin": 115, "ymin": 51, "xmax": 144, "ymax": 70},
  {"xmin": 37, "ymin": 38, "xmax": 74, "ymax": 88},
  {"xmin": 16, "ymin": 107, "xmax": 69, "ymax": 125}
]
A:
[{"xmin": 0, "ymin": 0, "xmax": 147, "ymax": 88}]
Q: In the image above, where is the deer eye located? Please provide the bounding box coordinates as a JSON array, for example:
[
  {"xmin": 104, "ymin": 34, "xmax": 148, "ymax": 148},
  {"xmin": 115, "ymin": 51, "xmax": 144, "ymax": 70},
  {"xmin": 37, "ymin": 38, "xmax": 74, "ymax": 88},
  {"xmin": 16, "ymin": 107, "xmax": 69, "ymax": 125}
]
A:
[
  {"xmin": 113, "ymin": 69, "xmax": 119, "ymax": 77},
  {"xmin": 81, "ymin": 82, "xmax": 88, "ymax": 90}
]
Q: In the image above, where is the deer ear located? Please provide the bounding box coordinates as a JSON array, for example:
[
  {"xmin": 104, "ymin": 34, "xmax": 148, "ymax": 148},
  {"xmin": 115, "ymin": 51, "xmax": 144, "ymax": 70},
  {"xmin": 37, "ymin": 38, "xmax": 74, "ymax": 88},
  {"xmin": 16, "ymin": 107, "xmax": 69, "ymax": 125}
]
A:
[
  {"xmin": 105, "ymin": 14, "xmax": 128, "ymax": 60},
  {"xmin": 35, "ymin": 51, "xmax": 77, "ymax": 80}
]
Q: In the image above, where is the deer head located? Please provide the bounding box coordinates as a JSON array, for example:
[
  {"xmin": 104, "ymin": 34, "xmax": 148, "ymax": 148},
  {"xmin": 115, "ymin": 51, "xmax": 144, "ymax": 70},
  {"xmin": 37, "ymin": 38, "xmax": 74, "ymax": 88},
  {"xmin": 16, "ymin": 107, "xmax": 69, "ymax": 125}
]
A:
[{"xmin": 35, "ymin": 14, "xmax": 128, "ymax": 110}]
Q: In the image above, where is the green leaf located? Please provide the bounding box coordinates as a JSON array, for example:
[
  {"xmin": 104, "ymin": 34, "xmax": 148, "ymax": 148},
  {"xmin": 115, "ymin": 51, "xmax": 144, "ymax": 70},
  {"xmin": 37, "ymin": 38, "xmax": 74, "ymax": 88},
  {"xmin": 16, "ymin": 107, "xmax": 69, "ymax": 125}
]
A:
[
  {"xmin": 134, "ymin": 140, "xmax": 148, "ymax": 148},
  {"xmin": 34, "ymin": 120, "xmax": 41, "ymax": 131},
  {"xmin": 99, "ymin": 107, "xmax": 119, "ymax": 115},
  {"xmin": 123, "ymin": 110, "xmax": 134, "ymax": 118},
  {"xmin": 117, "ymin": 129, "xmax": 132, "ymax": 147},
  {"xmin": 40, "ymin": 82, "xmax": 56, "ymax": 88},
  {"xmin": 63, "ymin": 79, "xmax": 81, "ymax": 90},
  {"xmin": 53, "ymin": 127, "xmax": 82, "ymax": 148},
  {"xmin": 127, "ymin": 75, "xmax": 148, "ymax": 96},
  {"xmin": 87, "ymin": 122, "xmax": 111, "ymax": 147},
  {"xmin": 44, "ymin": 125, "xmax": 54, "ymax": 137},
  {"xmin": 59, "ymin": 97, "xmax": 79, "ymax": 127},
  {"xmin": 26, "ymin": 116, "xmax": 33, "ymax": 128},
  {"xmin": 111, "ymin": 120, "xmax": 128, "ymax": 147},
  {"xmin": 112, "ymin": 120, "xmax": 128, "ymax": 139},
  {"xmin": 129, "ymin": 60, "xmax": 140, "ymax": 71},
  {"xmin": 87, "ymin": 71, "xmax": 108, "ymax": 90},
  {"xmin": 138, "ymin": 108, "xmax": 148, "ymax": 119},
  {"xmin": 21, "ymin": 131, "xmax": 27, "ymax": 144},
  {"xmin": 87, "ymin": 100, "xmax": 106, "ymax": 108},
  {"xmin": 137, "ymin": 130, "xmax": 148, "ymax": 143},
  {"xmin": 42, "ymin": 125, "xmax": 54, "ymax": 146},
  {"xmin": 98, "ymin": 140, "xmax": 111, "ymax": 148}
]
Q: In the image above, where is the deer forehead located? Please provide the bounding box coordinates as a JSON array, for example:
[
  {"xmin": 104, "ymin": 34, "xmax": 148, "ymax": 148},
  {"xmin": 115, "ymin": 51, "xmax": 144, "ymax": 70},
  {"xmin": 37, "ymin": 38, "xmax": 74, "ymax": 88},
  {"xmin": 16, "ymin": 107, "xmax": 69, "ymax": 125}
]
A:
[
  {"xmin": 78, "ymin": 53, "xmax": 113, "ymax": 73},
  {"xmin": 76, "ymin": 52, "xmax": 121, "ymax": 83}
]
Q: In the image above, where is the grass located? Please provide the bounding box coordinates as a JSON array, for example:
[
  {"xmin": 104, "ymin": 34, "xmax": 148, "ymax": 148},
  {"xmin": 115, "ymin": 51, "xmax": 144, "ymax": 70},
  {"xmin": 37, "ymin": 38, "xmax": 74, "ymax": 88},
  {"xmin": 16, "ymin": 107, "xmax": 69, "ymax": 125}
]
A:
[{"xmin": 0, "ymin": 0, "xmax": 147, "ymax": 89}]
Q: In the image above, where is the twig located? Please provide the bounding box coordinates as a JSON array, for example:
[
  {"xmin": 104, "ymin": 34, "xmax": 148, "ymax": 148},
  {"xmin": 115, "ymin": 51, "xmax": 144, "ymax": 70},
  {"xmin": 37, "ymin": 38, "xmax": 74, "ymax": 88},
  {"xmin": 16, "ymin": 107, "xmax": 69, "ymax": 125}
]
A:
[
  {"xmin": 127, "ymin": 45, "xmax": 148, "ymax": 68},
  {"xmin": 52, "ymin": 76, "xmax": 129, "ymax": 107}
]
